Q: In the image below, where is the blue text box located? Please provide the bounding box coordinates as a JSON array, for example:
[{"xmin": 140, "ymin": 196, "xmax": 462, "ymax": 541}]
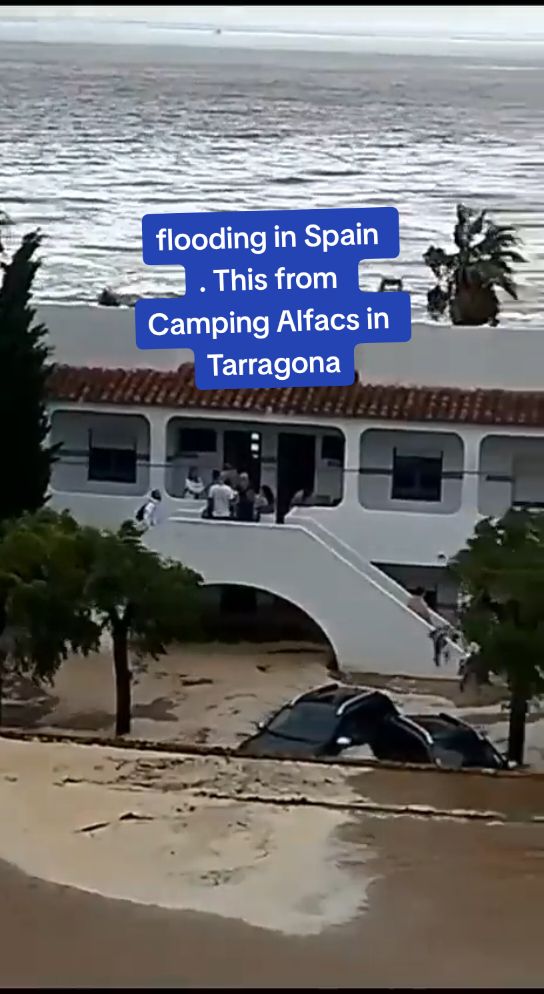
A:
[{"xmin": 136, "ymin": 207, "xmax": 411, "ymax": 389}]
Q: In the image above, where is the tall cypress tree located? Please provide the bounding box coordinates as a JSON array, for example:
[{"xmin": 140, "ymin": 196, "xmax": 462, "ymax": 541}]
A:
[{"xmin": 0, "ymin": 228, "xmax": 58, "ymax": 521}]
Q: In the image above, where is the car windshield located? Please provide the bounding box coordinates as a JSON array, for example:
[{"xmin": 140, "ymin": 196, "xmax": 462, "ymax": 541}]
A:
[{"xmin": 266, "ymin": 703, "xmax": 338, "ymax": 744}]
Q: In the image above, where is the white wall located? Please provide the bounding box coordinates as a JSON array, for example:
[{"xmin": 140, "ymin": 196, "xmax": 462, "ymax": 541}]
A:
[
  {"xmin": 39, "ymin": 303, "xmax": 544, "ymax": 390},
  {"xmin": 50, "ymin": 410, "xmax": 150, "ymax": 496},
  {"xmin": 48, "ymin": 402, "xmax": 544, "ymax": 568},
  {"xmin": 49, "ymin": 490, "xmax": 151, "ymax": 529},
  {"xmin": 41, "ymin": 304, "xmax": 193, "ymax": 371},
  {"xmin": 145, "ymin": 517, "xmax": 451, "ymax": 680},
  {"xmin": 291, "ymin": 502, "xmax": 478, "ymax": 568},
  {"xmin": 359, "ymin": 428, "xmax": 464, "ymax": 514},
  {"xmin": 301, "ymin": 424, "xmax": 544, "ymax": 566}
]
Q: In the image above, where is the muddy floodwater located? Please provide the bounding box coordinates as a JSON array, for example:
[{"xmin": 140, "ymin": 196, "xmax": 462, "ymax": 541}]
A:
[
  {"xmin": 3, "ymin": 644, "xmax": 544, "ymax": 987},
  {"xmin": 1, "ymin": 816, "xmax": 543, "ymax": 989},
  {"xmin": 1, "ymin": 738, "xmax": 543, "ymax": 988},
  {"xmin": 5, "ymin": 642, "xmax": 544, "ymax": 768}
]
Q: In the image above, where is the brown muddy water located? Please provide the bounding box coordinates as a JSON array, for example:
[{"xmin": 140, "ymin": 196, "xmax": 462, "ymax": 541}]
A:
[
  {"xmin": 5, "ymin": 642, "xmax": 544, "ymax": 769},
  {"xmin": 1, "ymin": 813, "xmax": 543, "ymax": 988},
  {"xmin": 2, "ymin": 645, "xmax": 544, "ymax": 987},
  {"xmin": 1, "ymin": 739, "xmax": 543, "ymax": 988}
]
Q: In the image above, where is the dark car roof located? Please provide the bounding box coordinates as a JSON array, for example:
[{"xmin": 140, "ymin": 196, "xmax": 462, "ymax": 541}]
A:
[
  {"xmin": 409, "ymin": 713, "xmax": 474, "ymax": 734},
  {"xmin": 290, "ymin": 683, "xmax": 395, "ymax": 715},
  {"xmin": 401, "ymin": 713, "xmax": 506, "ymax": 768}
]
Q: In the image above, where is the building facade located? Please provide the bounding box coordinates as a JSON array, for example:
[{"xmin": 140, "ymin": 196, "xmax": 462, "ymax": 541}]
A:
[{"xmin": 42, "ymin": 305, "xmax": 544, "ymax": 678}]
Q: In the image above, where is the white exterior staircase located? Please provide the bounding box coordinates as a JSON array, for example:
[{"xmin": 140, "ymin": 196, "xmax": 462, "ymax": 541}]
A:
[{"xmin": 146, "ymin": 515, "xmax": 462, "ymax": 679}]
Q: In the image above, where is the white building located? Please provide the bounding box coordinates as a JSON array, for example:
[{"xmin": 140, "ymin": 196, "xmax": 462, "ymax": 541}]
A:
[{"xmin": 44, "ymin": 304, "xmax": 544, "ymax": 680}]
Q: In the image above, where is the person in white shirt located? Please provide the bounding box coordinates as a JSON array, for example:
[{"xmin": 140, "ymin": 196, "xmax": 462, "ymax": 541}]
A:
[
  {"xmin": 183, "ymin": 466, "xmax": 205, "ymax": 499},
  {"xmin": 134, "ymin": 489, "xmax": 162, "ymax": 531},
  {"xmin": 207, "ymin": 471, "xmax": 236, "ymax": 519}
]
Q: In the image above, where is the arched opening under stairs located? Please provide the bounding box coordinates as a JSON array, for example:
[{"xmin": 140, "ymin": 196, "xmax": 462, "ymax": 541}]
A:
[{"xmin": 198, "ymin": 582, "xmax": 337, "ymax": 670}]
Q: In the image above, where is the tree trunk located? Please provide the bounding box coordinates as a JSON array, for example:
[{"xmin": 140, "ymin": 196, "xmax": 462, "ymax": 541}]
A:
[
  {"xmin": 112, "ymin": 621, "xmax": 131, "ymax": 736},
  {"xmin": 450, "ymin": 285, "xmax": 499, "ymax": 326},
  {"xmin": 507, "ymin": 688, "xmax": 528, "ymax": 766}
]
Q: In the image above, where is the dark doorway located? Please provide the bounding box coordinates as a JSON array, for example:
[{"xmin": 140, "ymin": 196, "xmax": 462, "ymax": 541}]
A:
[
  {"xmin": 223, "ymin": 429, "xmax": 261, "ymax": 487},
  {"xmin": 220, "ymin": 586, "xmax": 258, "ymax": 614},
  {"xmin": 277, "ymin": 432, "xmax": 316, "ymax": 523},
  {"xmin": 424, "ymin": 588, "xmax": 438, "ymax": 611}
]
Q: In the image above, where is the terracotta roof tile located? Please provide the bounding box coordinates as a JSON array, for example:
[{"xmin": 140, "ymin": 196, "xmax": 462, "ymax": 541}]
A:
[{"xmin": 46, "ymin": 363, "xmax": 544, "ymax": 427}]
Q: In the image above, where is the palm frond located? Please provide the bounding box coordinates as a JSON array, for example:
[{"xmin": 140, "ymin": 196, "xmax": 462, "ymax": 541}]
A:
[
  {"xmin": 498, "ymin": 275, "xmax": 519, "ymax": 300},
  {"xmin": 498, "ymin": 250, "xmax": 526, "ymax": 265},
  {"xmin": 469, "ymin": 210, "xmax": 486, "ymax": 238},
  {"xmin": 477, "ymin": 227, "xmax": 522, "ymax": 255}
]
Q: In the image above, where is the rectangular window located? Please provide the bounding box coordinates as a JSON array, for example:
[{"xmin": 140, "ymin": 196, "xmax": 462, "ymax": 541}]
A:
[
  {"xmin": 391, "ymin": 450, "xmax": 443, "ymax": 502},
  {"xmin": 512, "ymin": 458, "xmax": 544, "ymax": 508},
  {"xmin": 178, "ymin": 427, "xmax": 217, "ymax": 454},
  {"xmin": 88, "ymin": 445, "xmax": 137, "ymax": 483},
  {"xmin": 321, "ymin": 435, "xmax": 345, "ymax": 463}
]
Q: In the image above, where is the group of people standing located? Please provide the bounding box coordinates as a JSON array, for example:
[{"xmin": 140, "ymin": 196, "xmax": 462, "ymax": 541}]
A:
[
  {"xmin": 133, "ymin": 467, "xmax": 275, "ymax": 531},
  {"xmin": 184, "ymin": 465, "xmax": 275, "ymax": 522}
]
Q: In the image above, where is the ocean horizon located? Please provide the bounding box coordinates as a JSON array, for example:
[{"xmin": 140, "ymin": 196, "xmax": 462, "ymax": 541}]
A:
[
  {"xmin": 3, "ymin": 17, "xmax": 544, "ymax": 55},
  {"xmin": 1, "ymin": 36, "xmax": 543, "ymax": 322}
]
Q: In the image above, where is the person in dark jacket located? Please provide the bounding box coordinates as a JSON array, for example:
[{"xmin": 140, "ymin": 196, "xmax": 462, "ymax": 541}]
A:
[
  {"xmin": 255, "ymin": 484, "xmax": 275, "ymax": 519},
  {"xmin": 235, "ymin": 472, "xmax": 256, "ymax": 522}
]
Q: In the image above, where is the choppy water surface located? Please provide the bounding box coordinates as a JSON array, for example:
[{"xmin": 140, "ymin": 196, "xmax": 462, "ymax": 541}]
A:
[{"xmin": 1, "ymin": 40, "xmax": 544, "ymax": 321}]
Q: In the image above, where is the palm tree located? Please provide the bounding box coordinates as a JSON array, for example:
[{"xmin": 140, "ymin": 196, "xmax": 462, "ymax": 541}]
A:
[{"xmin": 424, "ymin": 204, "xmax": 525, "ymax": 326}]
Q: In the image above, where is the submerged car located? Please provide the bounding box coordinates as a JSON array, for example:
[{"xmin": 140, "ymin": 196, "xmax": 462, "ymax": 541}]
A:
[
  {"xmin": 238, "ymin": 683, "xmax": 506, "ymax": 770},
  {"xmin": 238, "ymin": 683, "xmax": 397, "ymax": 759},
  {"xmin": 368, "ymin": 710, "xmax": 507, "ymax": 770}
]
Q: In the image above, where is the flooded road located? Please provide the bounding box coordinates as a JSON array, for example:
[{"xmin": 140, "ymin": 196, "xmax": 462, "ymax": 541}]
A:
[
  {"xmin": 349, "ymin": 765, "xmax": 544, "ymax": 824},
  {"xmin": 1, "ymin": 814, "xmax": 542, "ymax": 988},
  {"xmin": 3, "ymin": 645, "xmax": 544, "ymax": 986},
  {"xmin": 6, "ymin": 642, "xmax": 544, "ymax": 770},
  {"xmin": 0, "ymin": 739, "xmax": 543, "ymax": 987}
]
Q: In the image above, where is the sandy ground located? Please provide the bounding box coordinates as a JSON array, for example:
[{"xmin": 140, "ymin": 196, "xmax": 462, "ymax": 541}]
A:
[
  {"xmin": 1, "ymin": 738, "xmax": 544, "ymax": 988},
  {"xmin": 4, "ymin": 641, "xmax": 544, "ymax": 768}
]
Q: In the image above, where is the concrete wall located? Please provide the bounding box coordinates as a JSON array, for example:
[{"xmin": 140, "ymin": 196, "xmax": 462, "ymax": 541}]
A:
[
  {"xmin": 41, "ymin": 304, "xmax": 193, "ymax": 371},
  {"xmin": 289, "ymin": 500, "xmax": 478, "ymax": 571},
  {"xmin": 39, "ymin": 302, "xmax": 544, "ymax": 390}
]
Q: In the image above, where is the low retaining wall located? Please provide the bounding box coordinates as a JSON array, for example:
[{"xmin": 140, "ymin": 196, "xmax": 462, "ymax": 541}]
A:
[{"xmin": 0, "ymin": 726, "xmax": 540, "ymax": 781}]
